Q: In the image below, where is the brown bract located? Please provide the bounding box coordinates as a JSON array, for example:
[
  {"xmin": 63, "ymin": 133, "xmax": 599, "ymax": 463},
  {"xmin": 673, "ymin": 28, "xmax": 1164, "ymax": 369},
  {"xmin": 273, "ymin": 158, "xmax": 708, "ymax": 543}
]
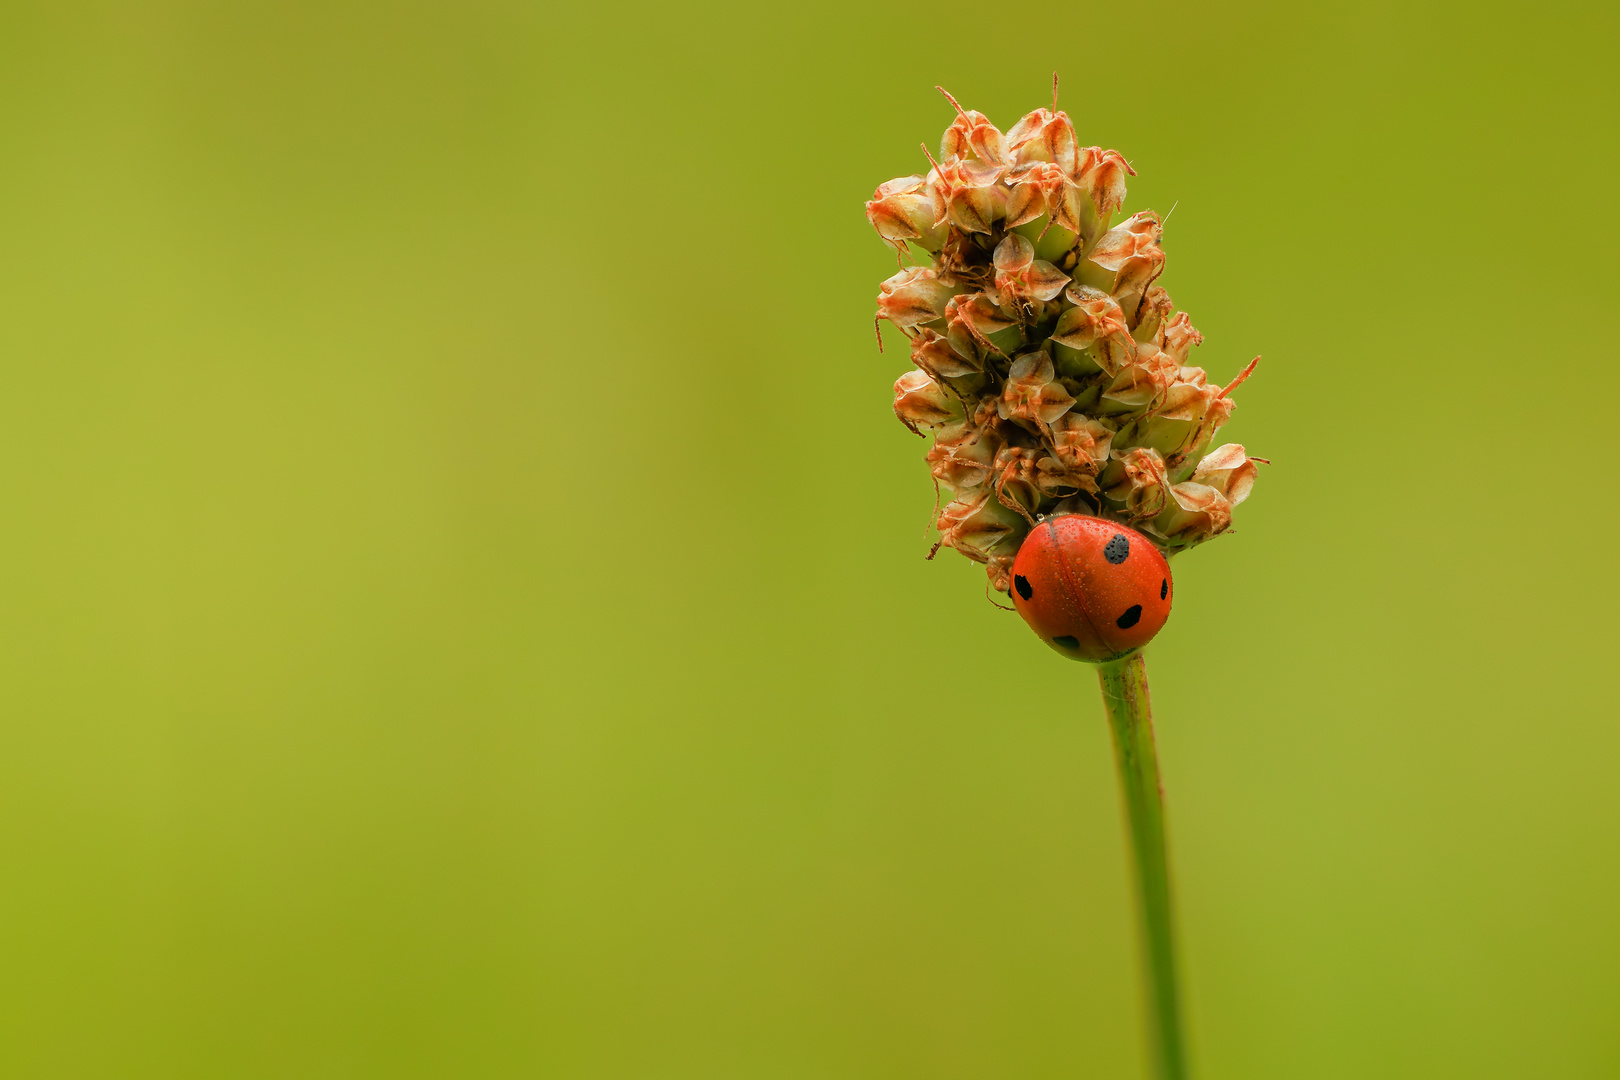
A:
[
  {"xmin": 999, "ymin": 352, "xmax": 1075, "ymax": 432},
  {"xmin": 1051, "ymin": 285, "xmax": 1134, "ymax": 374},
  {"xmin": 943, "ymin": 292, "xmax": 1017, "ymax": 364},
  {"xmin": 866, "ymin": 175, "xmax": 948, "ymax": 253},
  {"xmin": 1153, "ymin": 482, "xmax": 1233, "ymax": 545},
  {"xmin": 1076, "ymin": 147, "xmax": 1134, "ymax": 218},
  {"xmin": 869, "ymin": 90, "xmax": 1266, "ymax": 590},
  {"xmin": 1100, "ymin": 447, "xmax": 1171, "ymax": 523},
  {"xmin": 910, "ymin": 327, "xmax": 981, "ymax": 379},
  {"xmin": 1006, "ymin": 107, "xmax": 1081, "ymax": 173},
  {"xmin": 1004, "ymin": 161, "xmax": 1085, "ymax": 234},
  {"xmin": 930, "ymin": 158, "xmax": 1008, "ymax": 234},
  {"xmin": 1191, "ymin": 443, "xmax": 1259, "ymax": 505},
  {"xmin": 1049, "ymin": 413, "xmax": 1114, "ymax": 477},
  {"xmin": 1100, "ymin": 345, "xmax": 1180, "ymax": 414},
  {"xmin": 939, "ymin": 95, "xmax": 1008, "ymax": 165},
  {"xmin": 1133, "ymin": 286, "xmax": 1175, "ymax": 343},
  {"xmin": 893, "ymin": 369, "xmax": 956, "ymax": 434},
  {"xmin": 991, "ymin": 445, "xmax": 1085, "ymax": 522},
  {"xmin": 993, "ymin": 234, "xmax": 1071, "ymax": 304},
  {"xmin": 876, "ymin": 267, "xmax": 957, "ymax": 334},
  {"xmin": 1082, "ymin": 212, "xmax": 1166, "ymax": 317},
  {"xmin": 926, "ymin": 420, "xmax": 1000, "ymax": 494},
  {"xmin": 1159, "ymin": 312, "xmax": 1204, "ymax": 364},
  {"xmin": 933, "ymin": 492, "xmax": 1023, "ymax": 564}
]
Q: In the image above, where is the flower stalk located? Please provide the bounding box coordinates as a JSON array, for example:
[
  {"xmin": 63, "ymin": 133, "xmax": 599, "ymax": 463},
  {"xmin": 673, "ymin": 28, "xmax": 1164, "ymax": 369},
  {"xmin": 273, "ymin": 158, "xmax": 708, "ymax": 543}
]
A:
[
  {"xmin": 1097, "ymin": 651, "xmax": 1186, "ymax": 1080},
  {"xmin": 866, "ymin": 84, "xmax": 1259, "ymax": 1080}
]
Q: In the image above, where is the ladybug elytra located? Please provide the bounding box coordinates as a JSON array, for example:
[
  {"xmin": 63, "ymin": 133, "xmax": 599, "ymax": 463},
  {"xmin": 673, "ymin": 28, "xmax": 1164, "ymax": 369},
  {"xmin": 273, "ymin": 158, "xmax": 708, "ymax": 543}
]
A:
[{"xmin": 1009, "ymin": 516, "xmax": 1173, "ymax": 662}]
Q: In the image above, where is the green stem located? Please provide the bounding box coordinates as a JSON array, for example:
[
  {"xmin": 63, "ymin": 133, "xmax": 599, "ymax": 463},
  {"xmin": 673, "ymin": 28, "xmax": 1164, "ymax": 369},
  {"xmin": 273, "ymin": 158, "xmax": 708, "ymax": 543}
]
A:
[{"xmin": 1096, "ymin": 651, "xmax": 1188, "ymax": 1080}]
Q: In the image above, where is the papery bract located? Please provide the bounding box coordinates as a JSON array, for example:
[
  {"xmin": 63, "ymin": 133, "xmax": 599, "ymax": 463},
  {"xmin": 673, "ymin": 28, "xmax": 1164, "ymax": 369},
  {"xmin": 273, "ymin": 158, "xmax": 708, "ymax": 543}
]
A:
[
  {"xmin": 866, "ymin": 175, "xmax": 949, "ymax": 253},
  {"xmin": 910, "ymin": 326, "xmax": 982, "ymax": 379},
  {"xmin": 1049, "ymin": 412, "xmax": 1115, "ymax": 478},
  {"xmin": 939, "ymin": 97, "xmax": 1008, "ymax": 166},
  {"xmin": 926, "ymin": 420, "xmax": 1001, "ymax": 494},
  {"xmin": 1051, "ymin": 285, "xmax": 1135, "ymax": 374},
  {"xmin": 1076, "ymin": 147, "xmax": 1134, "ymax": 218},
  {"xmin": 1082, "ymin": 212, "xmax": 1165, "ymax": 314},
  {"xmin": 1099, "ymin": 446, "xmax": 1171, "ymax": 523},
  {"xmin": 993, "ymin": 234, "xmax": 1071, "ymax": 304},
  {"xmin": 893, "ymin": 369, "xmax": 957, "ymax": 434},
  {"xmin": 931, "ymin": 159, "xmax": 1008, "ymax": 234},
  {"xmin": 1151, "ymin": 482, "xmax": 1233, "ymax": 549},
  {"xmin": 876, "ymin": 266, "xmax": 957, "ymax": 334},
  {"xmin": 1190, "ymin": 443, "xmax": 1259, "ymax": 505},
  {"xmin": 999, "ymin": 352, "xmax": 1076, "ymax": 431},
  {"xmin": 944, "ymin": 292, "xmax": 1018, "ymax": 363},
  {"xmin": 933, "ymin": 491, "xmax": 1026, "ymax": 563}
]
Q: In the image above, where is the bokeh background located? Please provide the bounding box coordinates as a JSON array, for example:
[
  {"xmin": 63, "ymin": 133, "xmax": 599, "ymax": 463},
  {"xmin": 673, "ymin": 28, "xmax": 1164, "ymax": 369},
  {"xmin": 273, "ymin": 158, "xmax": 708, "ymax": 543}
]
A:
[{"xmin": 1, "ymin": 1, "xmax": 1617, "ymax": 1076}]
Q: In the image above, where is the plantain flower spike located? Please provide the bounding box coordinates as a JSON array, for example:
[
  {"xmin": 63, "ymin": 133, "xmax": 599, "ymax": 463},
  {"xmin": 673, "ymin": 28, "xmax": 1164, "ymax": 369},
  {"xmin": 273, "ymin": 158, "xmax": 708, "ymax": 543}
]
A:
[{"xmin": 868, "ymin": 80, "xmax": 1267, "ymax": 595}]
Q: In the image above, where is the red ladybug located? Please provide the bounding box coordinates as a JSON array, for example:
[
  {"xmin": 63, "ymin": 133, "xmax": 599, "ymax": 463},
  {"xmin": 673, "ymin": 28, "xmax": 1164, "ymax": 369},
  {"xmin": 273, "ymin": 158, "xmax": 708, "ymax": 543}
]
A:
[{"xmin": 1009, "ymin": 516, "xmax": 1173, "ymax": 661}]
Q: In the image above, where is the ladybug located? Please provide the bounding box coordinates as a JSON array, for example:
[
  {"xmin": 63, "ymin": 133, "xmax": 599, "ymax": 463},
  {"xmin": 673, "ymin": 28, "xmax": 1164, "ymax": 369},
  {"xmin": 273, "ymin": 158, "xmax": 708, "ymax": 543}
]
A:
[{"xmin": 1008, "ymin": 516, "xmax": 1173, "ymax": 662}]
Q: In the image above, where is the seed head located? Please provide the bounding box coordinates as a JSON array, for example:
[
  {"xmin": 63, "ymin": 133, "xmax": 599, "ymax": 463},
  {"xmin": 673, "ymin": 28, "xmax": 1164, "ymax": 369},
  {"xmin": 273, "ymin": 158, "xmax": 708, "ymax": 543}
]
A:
[{"xmin": 869, "ymin": 86, "xmax": 1267, "ymax": 593}]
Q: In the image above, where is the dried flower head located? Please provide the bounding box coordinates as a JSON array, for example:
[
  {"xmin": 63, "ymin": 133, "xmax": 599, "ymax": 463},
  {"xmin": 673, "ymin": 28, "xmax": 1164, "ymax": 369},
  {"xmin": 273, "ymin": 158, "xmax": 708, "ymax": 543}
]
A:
[{"xmin": 868, "ymin": 83, "xmax": 1266, "ymax": 596}]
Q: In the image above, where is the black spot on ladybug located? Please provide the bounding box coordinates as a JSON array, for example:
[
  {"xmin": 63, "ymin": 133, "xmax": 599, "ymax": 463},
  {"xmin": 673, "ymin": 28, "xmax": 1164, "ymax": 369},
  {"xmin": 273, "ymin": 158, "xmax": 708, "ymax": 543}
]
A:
[
  {"xmin": 1160, "ymin": 578, "xmax": 1168, "ymax": 600},
  {"xmin": 1116, "ymin": 605, "xmax": 1142, "ymax": 629},
  {"xmin": 1053, "ymin": 635, "xmax": 1080, "ymax": 650},
  {"xmin": 1104, "ymin": 534, "xmax": 1130, "ymax": 564},
  {"xmin": 1014, "ymin": 575, "xmax": 1033, "ymax": 600}
]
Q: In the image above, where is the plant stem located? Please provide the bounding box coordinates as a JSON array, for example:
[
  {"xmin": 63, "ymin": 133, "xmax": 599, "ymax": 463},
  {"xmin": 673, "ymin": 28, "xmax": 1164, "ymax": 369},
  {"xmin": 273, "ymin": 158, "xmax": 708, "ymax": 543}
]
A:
[{"xmin": 1096, "ymin": 651, "xmax": 1188, "ymax": 1080}]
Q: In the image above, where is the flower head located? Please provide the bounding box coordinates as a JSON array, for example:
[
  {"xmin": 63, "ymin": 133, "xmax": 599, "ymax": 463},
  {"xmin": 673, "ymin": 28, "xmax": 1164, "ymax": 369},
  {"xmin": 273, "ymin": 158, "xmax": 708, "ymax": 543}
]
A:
[{"xmin": 870, "ymin": 87, "xmax": 1266, "ymax": 593}]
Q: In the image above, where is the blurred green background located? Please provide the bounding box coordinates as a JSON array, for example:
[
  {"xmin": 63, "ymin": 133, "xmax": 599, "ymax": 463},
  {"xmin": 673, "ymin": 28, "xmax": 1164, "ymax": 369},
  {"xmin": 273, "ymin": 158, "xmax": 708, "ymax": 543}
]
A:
[{"xmin": 1, "ymin": 1, "xmax": 1617, "ymax": 1076}]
